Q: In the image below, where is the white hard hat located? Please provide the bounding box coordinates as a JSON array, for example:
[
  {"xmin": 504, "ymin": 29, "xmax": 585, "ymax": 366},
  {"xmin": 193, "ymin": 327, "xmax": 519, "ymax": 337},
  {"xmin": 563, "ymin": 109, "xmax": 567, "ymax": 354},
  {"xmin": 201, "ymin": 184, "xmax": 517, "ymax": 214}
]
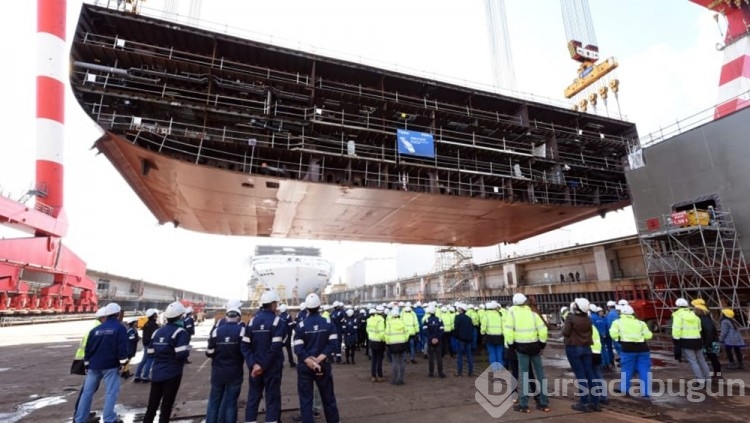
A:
[
  {"xmin": 607, "ymin": 300, "xmax": 616, "ymax": 307},
  {"xmin": 676, "ymin": 298, "xmax": 689, "ymax": 307},
  {"xmin": 345, "ymin": 304, "xmax": 353, "ymax": 309},
  {"xmin": 105, "ymin": 303, "xmax": 121, "ymax": 316},
  {"xmin": 513, "ymin": 293, "xmax": 527, "ymax": 305},
  {"xmin": 185, "ymin": 306, "xmax": 193, "ymax": 314},
  {"xmin": 441, "ymin": 306, "xmax": 448, "ymax": 313},
  {"xmin": 398, "ymin": 302, "xmax": 405, "ymax": 307},
  {"xmin": 574, "ymin": 298, "xmax": 590, "ymax": 314},
  {"xmin": 359, "ymin": 309, "xmax": 366, "ymax": 314},
  {"xmin": 621, "ymin": 305, "xmax": 635, "ymax": 315},
  {"xmin": 279, "ymin": 304, "xmax": 288, "ymax": 313},
  {"xmin": 618, "ymin": 299, "xmax": 629, "ymax": 306},
  {"xmin": 260, "ymin": 290, "xmax": 281, "ymax": 305},
  {"xmin": 164, "ymin": 301, "xmax": 186, "ymax": 319},
  {"xmin": 426, "ymin": 305, "xmax": 436, "ymax": 314},
  {"xmin": 369, "ymin": 308, "xmax": 376, "ymax": 314},
  {"xmin": 299, "ymin": 302, "xmax": 307, "ymax": 310},
  {"xmin": 490, "ymin": 301, "xmax": 499, "ymax": 310},
  {"xmin": 145, "ymin": 308, "xmax": 158, "ymax": 318},
  {"xmin": 375, "ymin": 305, "xmax": 385, "ymax": 313},
  {"xmin": 403, "ymin": 306, "xmax": 412, "ymax": 312},
  {"xmin": 346, "ymin": 309, "xmax": 354, "ymax": 317},
  {"xmin": 390, "ymin": 307, "xmax": 400, "ymax": 317},
  {"xmin": 415, "ymin": 301, "xmax": 422, "ymax": 307},
  {"xmin": 448, "ymin": 306, "xmax": 455, "ymax": 312},
  {"xmin": 306, "ymin": 293, "xmax": 322, "ymax": 309},
  {"xmin": 95, "ymin": 306, "xmax": 108, "ymax": 318},
  {"xmin": 456, "ymin": 303, "xmax": 467, "ymax": 311},
  {"xmin": 405, "ymin": 302, "xmax": 412, "ymax": 307},
  {"xmin": 589, "ymin": 304, "xmax": 598, "ymax": 312},
  {"xmin": 480, "ymin": 304, "xmax": 486, "ymax": 309},
  {"xmin": 226, "ymin": 299, "xmax": 243, "ymax": 310},
  {"xmin": 561, "ymin": 306, "xmax": 569, "ymax": 315}
]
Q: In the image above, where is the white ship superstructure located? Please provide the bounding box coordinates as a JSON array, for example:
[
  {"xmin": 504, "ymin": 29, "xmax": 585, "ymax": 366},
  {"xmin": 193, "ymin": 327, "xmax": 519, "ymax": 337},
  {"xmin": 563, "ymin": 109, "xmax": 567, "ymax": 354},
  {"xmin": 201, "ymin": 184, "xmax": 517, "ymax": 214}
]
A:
[{"xmin": 248, "ymin": 246, "xmax": 333, "ymax": 302}]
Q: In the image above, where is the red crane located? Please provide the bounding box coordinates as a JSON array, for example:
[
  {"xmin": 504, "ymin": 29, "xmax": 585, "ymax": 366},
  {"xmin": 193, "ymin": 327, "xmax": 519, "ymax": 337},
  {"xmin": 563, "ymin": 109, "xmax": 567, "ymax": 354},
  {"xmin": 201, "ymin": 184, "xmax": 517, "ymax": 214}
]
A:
[{"xmin": 0, "ymin": 0, "xmax": 97, "ymax": 315}]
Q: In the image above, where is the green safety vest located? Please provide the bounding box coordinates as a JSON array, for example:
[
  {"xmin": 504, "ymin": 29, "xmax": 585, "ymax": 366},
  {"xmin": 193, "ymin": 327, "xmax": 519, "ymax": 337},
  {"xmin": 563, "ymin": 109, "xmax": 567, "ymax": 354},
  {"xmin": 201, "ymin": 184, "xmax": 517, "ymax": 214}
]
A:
[
  {"xmin": 504, "ymin": 305, "xmax": 548, "ymax": 346},
  {"xmin": 482, "ymin": 310, "xmax": 503, "ymax": 336},
  {"xmin": 591, "ymin": 325, "xmax": 601, "ymax": 354},
  {"xmin": 671, "ymin": 308, "xmax": 701, "ymax": 340},
  {"xmin": 610, "ymin": 314, "xmax": 653, "ymax": 343},
  {"xmin": 74, "ymin": 320, "xmax": 101, "ymax": 360},
  {"xmin": 443, "ymin": 312, "xmax": 455, "ymax": 332},
  {"xmin": 385, "ymin": 317, "xmax": 408, "ymax": 345},
  {"xmin": 367, "ymin": 314, "xmax": 385, "ymax": 342},
  {"xmin": 402, "ymin": 311, "xmax": 418, "ymax": 336}
]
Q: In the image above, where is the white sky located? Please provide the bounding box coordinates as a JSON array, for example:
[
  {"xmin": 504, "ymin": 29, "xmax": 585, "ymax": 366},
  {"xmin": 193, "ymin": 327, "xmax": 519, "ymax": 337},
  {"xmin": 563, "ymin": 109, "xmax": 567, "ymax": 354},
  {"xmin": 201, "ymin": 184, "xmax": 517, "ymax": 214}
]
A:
[{"xmin": 0, "ymin": 0, "xmax": 725, "ymax": 299}]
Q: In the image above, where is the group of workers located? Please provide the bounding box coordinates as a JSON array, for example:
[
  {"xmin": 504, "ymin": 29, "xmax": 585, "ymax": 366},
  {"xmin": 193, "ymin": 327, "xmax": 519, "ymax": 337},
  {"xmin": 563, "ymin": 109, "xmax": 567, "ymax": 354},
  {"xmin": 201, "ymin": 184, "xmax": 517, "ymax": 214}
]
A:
[{"xmin": 72, "ymin": 290, "xmax": 746, "ymax": 422}]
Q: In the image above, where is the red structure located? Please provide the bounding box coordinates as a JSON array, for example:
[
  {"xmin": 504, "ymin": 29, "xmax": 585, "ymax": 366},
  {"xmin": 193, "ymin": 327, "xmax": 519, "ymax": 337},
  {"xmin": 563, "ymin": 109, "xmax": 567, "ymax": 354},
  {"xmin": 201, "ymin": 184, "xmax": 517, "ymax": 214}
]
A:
[
  {"xmin": 691, "ymin": 0, "xmax": 750, "ymax": 118},
  {"xmin": 0, "ymin": 0, "xmax": 97, "ymax": 314}
]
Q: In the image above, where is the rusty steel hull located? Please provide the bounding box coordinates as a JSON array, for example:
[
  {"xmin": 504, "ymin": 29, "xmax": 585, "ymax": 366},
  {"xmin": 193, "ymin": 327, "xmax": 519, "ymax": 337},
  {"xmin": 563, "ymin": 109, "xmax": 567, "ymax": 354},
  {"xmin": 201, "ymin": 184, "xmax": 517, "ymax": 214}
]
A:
[{"xmin": 97, "ymin": 132, "xmax": 627, "ymax": 246}]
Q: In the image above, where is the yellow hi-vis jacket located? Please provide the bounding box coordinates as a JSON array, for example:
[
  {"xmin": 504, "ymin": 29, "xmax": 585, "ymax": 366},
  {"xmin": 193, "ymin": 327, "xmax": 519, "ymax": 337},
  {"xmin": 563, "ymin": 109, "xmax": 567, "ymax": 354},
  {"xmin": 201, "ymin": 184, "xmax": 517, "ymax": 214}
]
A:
[
  {"xmin": 367, "ymin": 314, "xmax": 386, "ymax": 342},
  {"xmin": 504, "ymin": 305, "xmax": 547, "ymax": 348},
  {"xmin": 443, "ymin": 311, "xmax": 455, "ymax": 332},
  {"xmin": 610, "ymin": 314, "xmax": 652, "ymax": 352},
  {"xmin": 591, "ymin": 324, "xmax": 602, "ymax": 354},
  {"xmin": 481, "ymin": 310, "xmax": 503, "ymax": 336},
  {"xmin": 402, "ymin": 311, "xmax": 419, "ymax": 336},
  {"xmin": 75, "ymin": 320, "xmax": 101, "ymax": 360},
  {"xmin": 478, "ymin": 309, "xmax": 486, "ymax": 328},
  {"xmin": 672, "ymin": 307, "xmax": 703, "ymax": 349},
  {"xmin": 467, "ymin": 309, "xmax": 479, "ymax": 326},
  {"xmin": 385, "ymin": 317, "xmax": 409, "ymax": 345}
]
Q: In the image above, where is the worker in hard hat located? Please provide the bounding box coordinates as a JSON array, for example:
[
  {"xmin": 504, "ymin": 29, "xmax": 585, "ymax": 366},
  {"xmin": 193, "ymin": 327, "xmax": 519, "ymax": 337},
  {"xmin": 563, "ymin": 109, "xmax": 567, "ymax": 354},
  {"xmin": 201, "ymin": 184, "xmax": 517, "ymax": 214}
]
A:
[
  {"xmin": 71, "ymin": 306, "xmax": 107, "ymax": 423},
  {"xmin": 205, "ymin": 302, "xmax": 245, "ymax": 423},
  {"xmin": 504, "ymin": 293, "xmax": 550, "ymax": 413},
  {"xmin": 183, "ymin": 307, "xmax": 196, "ymax": 339},
  {"xmin": 589, "ymin": 304, "xmax": 611, "ymax": 371},
  {"xmin": 385, "ymin": 307, "xmax": 409, "ymax": 385},
  {"xmin": 402, "ymin": 305, "xmax": 419, "ymax": 364},
  {"xmin": 342, "ymin": 308, "xmax": 358, "ymax": 365},
  {"xmin": 215, "ymin": 300, "xmax": 244, "ymax": 328},
  {"xmin": 693, "ymin": 299, "xmax": 722, "ymax": 382},
  {"xmin": 75, "ymin": 303, "xmax": 129, "ymax": 423},
  {"xmin": 588, "ymin": 305, "xmax": 608, "ymax": 406},
  {"xmin": 423, "ymin": 305, "xmax": 446, "ymax": 378},
  {"xmin": 720, "ymin": 309, "xmax": 745, "ymax": 369},
  {"xmin": 563, "ymin": 298, "xmax": 600, "ymax": 412},
  {"xmin": 242, "ymin": 290, "xmax": 285, "ymax": 423},
  {"xmin": 560, "ymin": 306, "xmax": 570, "ymax": 324},
  {"xmin": 609, "ymin": 305, "xmax": 652, "ymax": 398},
  {"xmin": 134, "ymin": 309, "xmax": 160, "ymax": 383},
  {"xmin": 453, "ymin": 303, "xmax": 475, "ymax": 377},
  {"xmin": 367, "ymin": 306, "xmax": 387, "ymax": 382},
  {"xmin": 278, "ymin": 304, "xmax": 297, "ymax": 368},
  {"xmin": 670, "ymin": 298, "xmax": 690, "ymax": 363},
  {"xmin": 331, "ymin": 301, "xmax": 346, "ymax": 364},
  {"xmin": 481, "ymin": 301, "xmax": 504, "ymax": 371},
  {"xmin": 142, "ymin": 301, "xmax": 191, "ymax": 423},
  {"xmin": 294, "ymin": 293, "xmax": 341, "ymax": 423},
  {"xmin": 673, "ymin": 298, "xmax": 711, "ymax": 386}
]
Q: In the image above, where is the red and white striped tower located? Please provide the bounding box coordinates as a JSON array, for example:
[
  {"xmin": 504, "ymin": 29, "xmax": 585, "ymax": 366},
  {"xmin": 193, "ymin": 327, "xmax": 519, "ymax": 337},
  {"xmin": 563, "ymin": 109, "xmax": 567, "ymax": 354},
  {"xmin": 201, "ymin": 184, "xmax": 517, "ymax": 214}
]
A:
[
  {"xmin": 691, "ymin": 1, "xmax": 750, "ymax": 119},
  {"xmin": 36, "ymin": 0, "xmax": 66, "ymax": 218}
]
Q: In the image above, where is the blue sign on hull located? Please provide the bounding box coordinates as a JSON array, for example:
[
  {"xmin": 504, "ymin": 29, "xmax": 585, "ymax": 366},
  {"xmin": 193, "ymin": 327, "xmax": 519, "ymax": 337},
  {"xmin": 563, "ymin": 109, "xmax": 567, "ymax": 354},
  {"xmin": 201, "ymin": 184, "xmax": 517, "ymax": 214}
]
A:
[{"xmin": 396, "ymin": 129, "xmax": 435, "ymax": 158}]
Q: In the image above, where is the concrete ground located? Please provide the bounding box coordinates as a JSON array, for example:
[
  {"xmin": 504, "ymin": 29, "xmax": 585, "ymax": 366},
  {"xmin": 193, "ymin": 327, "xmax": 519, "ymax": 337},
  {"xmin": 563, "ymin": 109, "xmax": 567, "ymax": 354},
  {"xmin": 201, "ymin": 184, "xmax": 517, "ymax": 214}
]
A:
[{"xmin": 1, "ymin": 319, "xmax": 749, "ymax": 422}]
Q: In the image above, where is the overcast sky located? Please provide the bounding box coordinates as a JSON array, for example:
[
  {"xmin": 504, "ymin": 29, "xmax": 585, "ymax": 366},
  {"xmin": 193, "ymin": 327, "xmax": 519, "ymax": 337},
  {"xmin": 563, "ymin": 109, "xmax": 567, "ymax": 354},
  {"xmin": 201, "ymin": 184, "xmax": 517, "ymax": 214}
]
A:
[{"xmin": 0, "ymin": 0, "xmax": 723, "ymax": 299}]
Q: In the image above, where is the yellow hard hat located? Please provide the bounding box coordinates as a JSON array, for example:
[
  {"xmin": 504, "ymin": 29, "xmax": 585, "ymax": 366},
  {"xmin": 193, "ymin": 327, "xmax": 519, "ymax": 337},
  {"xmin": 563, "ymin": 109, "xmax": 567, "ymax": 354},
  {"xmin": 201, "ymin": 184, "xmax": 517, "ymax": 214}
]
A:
[
  {"xmin": 722, "ymin": 309, "xmax": 735, "ymax": 319},
  {"xmin": 694, "ymin": 305, "xmax": 708, "ymax": 313},
  {"xmin": 691, "ymin": 299, "xmax": 706, "ymax": 307}
]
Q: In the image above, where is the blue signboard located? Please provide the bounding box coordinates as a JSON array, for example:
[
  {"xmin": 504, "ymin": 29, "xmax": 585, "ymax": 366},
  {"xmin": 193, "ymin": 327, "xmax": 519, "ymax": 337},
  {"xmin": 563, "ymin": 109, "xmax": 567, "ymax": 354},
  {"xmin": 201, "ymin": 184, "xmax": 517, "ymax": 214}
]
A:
[{"xmin": 396, "ymin": 129, "xmax": 435, "ymax": 158}]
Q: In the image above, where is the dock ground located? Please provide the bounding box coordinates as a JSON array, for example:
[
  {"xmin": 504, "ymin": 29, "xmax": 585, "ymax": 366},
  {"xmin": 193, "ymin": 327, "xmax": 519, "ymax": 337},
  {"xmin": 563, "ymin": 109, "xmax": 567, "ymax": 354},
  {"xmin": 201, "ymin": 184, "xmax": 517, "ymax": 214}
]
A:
[{"xmin": 2, "ymin": 319, "xmax": 749, "ymax": 422}]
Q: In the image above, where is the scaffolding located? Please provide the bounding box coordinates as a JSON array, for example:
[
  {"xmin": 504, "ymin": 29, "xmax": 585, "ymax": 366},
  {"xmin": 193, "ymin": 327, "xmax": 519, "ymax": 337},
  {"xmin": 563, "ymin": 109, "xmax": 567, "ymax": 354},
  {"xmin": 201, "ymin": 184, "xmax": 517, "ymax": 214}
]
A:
[
  {"xmin": 638, "ymin": 208, "xmax": 750, "ymax": 325},
  {"xmin": 433, "ymin": 247, "xmax": 478, "ymax": 300}
]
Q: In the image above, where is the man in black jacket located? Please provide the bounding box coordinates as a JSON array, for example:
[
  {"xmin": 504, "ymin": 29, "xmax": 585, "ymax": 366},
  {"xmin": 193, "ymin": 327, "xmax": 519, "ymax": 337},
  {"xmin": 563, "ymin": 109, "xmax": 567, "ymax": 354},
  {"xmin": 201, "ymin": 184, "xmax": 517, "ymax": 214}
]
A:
[
  {"xmin": 135, "ymin": 309, "xmax": 159, "ymax": 383},
  {"xmin": 453, "ymin": 304, "xmax": 474, "ymax": 377}
]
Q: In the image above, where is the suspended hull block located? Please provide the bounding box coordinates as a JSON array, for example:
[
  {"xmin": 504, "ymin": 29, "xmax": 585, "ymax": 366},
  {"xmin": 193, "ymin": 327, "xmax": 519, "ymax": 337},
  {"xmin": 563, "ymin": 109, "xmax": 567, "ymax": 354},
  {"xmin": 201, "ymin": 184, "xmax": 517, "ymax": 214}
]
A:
[
  {"xmin": 73, "ymin": 4, "xmax": 637, "ymax": 246},
  {"xmin": 97, "ymin": 133, "xmax": 627, "ymax": 246}
]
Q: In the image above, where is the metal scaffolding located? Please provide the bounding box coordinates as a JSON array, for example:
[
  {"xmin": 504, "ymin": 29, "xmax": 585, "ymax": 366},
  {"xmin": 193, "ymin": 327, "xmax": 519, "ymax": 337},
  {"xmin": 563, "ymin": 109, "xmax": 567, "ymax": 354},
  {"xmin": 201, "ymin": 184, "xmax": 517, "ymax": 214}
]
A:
[
  {"xmin": 638, "ymin": 208, "xmax": 750, "ymax": 325},
  {"xmin": 433, "ymin": 247, "xmax": 477, "ymax": 299}
]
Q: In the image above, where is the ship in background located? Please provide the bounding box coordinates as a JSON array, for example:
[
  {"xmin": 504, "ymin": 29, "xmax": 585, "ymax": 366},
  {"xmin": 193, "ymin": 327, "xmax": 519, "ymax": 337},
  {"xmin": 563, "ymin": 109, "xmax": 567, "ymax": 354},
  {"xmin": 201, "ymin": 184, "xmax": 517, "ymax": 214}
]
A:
[{"xmin": 248, "ymin": 245, "xmax": 333, "ymax": 304}]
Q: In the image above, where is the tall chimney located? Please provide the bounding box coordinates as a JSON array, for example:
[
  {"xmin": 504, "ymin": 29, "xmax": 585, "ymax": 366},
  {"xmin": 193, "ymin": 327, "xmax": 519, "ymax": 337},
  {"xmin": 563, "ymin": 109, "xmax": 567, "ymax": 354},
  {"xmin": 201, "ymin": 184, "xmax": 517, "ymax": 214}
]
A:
[{"xmin": 36, "ymin": 0, "xmax": 66, "ymax": 218}]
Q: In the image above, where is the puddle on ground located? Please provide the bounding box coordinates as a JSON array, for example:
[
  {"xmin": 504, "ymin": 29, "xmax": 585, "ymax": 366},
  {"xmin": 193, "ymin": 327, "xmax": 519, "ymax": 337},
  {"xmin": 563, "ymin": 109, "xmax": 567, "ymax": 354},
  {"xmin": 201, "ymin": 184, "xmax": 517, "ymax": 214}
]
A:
[
  {"xmin": 112, "ymin": 404, "xmax": 205, "ymax": 423},
  {"xmin": 0, "ymin": 395, "xmax": 67, "ymax": 423},
  {"xmin": 0, "ymin": 367, "xmax": 9, "ymax": 372}
]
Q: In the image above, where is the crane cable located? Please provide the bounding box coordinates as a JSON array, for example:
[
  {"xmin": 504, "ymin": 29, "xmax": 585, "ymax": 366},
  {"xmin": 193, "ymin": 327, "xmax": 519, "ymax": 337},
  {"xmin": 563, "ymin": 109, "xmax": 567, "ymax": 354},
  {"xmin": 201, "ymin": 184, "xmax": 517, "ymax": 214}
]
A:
[{"xmin": 561, "ymin": 0, "xmax": 597, "ymax": 47}]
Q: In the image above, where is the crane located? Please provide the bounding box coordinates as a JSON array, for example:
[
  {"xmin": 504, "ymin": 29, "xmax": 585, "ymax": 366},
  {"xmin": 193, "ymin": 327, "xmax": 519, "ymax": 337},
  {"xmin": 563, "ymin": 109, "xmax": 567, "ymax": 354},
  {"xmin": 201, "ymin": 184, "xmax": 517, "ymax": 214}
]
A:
[{"xmin": 560, "ymin": 0, "xmax": 620, "ymax": 115}]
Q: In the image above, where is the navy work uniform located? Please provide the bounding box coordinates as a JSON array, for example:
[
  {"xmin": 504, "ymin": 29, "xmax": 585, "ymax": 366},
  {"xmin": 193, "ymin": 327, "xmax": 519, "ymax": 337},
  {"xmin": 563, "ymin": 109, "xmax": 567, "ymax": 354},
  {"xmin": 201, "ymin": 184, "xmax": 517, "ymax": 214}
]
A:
[
  {"xmin": 294, "ymin": 312, "xmax": 340, "ymax": 423},
  {"xmin": 205, "ymin": 318, "xmax": 246, "ymax": 423},
  {"xmin": 342, "ymin": 315, "xmax": 358, "ymax": 364},
  {"xmin": 241, "ymin": 309, "xmax": 285, "ymax": 423},
  {"xmin": 143, "ymin": 322, "xmax": 191, "ymax": 423},
  {"xmin": 423, "ymin": 311, "xmax": 445, "ymax": 377},
  {"xmin": 183, "ymin": 314, "xmax": 196, "ymax": 338},
  {"xmin": 279, "ymin": 309, "xmax": 297, "ymax": 367}
]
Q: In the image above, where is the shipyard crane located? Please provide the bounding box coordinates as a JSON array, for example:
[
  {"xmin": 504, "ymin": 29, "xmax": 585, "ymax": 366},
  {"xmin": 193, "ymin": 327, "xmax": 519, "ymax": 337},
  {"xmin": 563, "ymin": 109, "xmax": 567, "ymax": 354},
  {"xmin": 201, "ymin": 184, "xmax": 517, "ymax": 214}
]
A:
[{"xmin": 560, "ymin": 0, "xmax": 620, "ymax": 115}]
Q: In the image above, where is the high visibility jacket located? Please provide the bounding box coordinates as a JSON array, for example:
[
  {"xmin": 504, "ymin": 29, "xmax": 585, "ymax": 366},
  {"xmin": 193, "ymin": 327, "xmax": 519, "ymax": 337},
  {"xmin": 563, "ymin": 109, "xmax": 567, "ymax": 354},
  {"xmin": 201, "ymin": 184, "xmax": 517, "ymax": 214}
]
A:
[
  {"xmin": 481, "ymin": 310, "xmax": 503, "ymax": 336},
  {"xmin": 591, "ymin": 325, "xmax": 601, "ymax": 354},
  {"xmin": 467, "ymin": 309, "xmax": 479, "ymax": 326},
  {"xmin": 672, "ymin": 307, "xmax": 703, "ymax": 349},
  {"xmin": 385, "ymin": 317, "xmax": 409, "ymax": 345},
  {"xmin": 478, "ymin": 309, "xmax": 486, "ymax": 327},
  {"xmin": 443, "ymin": 312, "xmax": 455, "ymax": 332},
  {"xmin": 322, "ymin": 310, "xmax": 330, "ymax": 320},
  {"xmin": 504, "ymin": 305, "xmax": 547, "ymax": 347},
  {"xmin": 402, "ymin": 311, "xmax": 419, "ymax": 336},
  {"xmin": 75, "ymin": 320, "xmax": 101, "ymax": 360},
  {"xmin": 367, "ymin": 314, "xmax": 386, "ymax": 342},
  {"xmin": 609, "ymin": 314, "xmax": 652, "ymax": 353}
]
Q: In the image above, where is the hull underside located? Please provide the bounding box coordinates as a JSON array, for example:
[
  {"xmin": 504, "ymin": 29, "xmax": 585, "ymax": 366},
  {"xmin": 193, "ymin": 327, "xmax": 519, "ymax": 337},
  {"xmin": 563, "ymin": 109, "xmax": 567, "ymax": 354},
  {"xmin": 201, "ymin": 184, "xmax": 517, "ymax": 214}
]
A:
[{"xmin": 96, "ymin": 133, "xmax": 627, "ymax": 246}]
